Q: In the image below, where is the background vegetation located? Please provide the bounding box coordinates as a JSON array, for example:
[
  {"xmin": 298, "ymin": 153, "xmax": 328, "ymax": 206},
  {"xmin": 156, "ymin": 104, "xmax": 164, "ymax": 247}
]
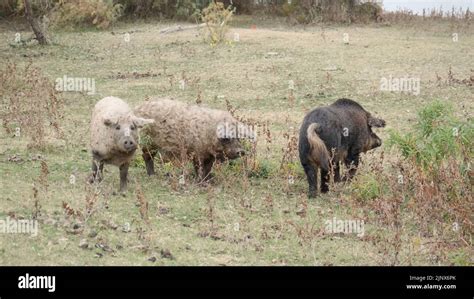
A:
[{"xmin": 0, "ymin": 1, "xmax": 472, "ymax": 265}]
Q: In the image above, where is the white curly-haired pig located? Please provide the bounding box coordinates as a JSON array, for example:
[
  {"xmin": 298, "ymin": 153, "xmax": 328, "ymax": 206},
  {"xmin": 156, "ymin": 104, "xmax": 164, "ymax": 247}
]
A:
[
  {"xmin": 134, "ymin": 98, "xmax": 255, "ymax": 181},
  {"xmin": 90, "ymin": 96, "xmax": 153, "ymax": 192}
]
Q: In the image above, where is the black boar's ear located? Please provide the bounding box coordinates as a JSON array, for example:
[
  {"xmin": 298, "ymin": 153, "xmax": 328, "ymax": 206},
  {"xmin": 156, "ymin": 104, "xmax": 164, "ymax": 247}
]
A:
[
  {"xmin": 368, "ymin": 116, "xmax": 386, "ymax": 128},
  {"xmin": 133, "ymin": 117, "xmax": 154, "ymax": 128}
]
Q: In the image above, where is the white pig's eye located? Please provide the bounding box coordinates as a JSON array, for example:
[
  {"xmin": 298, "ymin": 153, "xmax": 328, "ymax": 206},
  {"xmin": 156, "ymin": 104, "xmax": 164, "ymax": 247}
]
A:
[
  {"xmin": 115, "ymin": 125, "xmax": 120, "ymax": 130},
  {"xmin": 130, "ymin": 125, "xmax": 136, "ymax": 130}
]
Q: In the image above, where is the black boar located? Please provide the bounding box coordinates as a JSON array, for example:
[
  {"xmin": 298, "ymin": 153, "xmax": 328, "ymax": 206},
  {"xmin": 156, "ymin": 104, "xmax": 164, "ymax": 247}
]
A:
[{"xmin": 298, "ymin": 98, "xmax": 386, "ymax": 198}]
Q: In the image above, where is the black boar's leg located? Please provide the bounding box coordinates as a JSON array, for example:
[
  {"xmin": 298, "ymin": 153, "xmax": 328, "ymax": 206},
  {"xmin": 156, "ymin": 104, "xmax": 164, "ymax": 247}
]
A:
[
  {"xmin": 320, "ymin": 168, "xmax": 330, "ymax": 193},
  {"xmin": 142, "ymin": 151, "xmax": 155, "ymax": 176},
  {"xmin": 119, "ymin": 162, "xmax": 129, "ymax": 192},
  {"xmin": 334, "ymin": 162, "xmax": 341, "ymax": 182},
  {"xmin": 343, "ymin": 153, "xmax": 360, "ymax": 181},
  {"xmin": 302, "ymin": 163, "xmax": 318, "ymax": 198}
]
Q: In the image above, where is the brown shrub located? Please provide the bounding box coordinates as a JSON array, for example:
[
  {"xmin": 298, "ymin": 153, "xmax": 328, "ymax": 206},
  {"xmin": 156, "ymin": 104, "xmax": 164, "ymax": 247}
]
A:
[
  {"xmin": 50, "ymin": 0, "xmax": 123, "ymax": 29},
  {"xmin": 0, "ymin": 61, "xmax": 64, "ymax": 148},
  {"xmin": 349, "ymin": 150, "xmax": 472, "ymax": 265}
]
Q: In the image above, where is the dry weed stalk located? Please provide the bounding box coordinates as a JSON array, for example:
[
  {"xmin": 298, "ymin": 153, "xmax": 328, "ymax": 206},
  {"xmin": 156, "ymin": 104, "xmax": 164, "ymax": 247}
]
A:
[
  {"xmin": 136, "ymin": 183, "xmax": 149, "ymax": 224},
  {"xmin": 1, "ymin": 62, "xmax": 64, "ymax": 148}
]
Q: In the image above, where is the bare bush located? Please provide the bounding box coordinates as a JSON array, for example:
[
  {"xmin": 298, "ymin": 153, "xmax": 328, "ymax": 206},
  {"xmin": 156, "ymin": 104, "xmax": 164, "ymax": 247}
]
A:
[
  {"xmin": 0, "ymin": 62, "xmax": 64, "ymax": 148},
  {"xmin": 201, "ymin": 1, "xmax": 234, "ymax": 45}
]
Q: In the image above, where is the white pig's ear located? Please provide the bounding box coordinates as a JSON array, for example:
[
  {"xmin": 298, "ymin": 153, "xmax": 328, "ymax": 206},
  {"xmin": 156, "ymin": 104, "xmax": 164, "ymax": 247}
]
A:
[
  {"xmin": 103, "ymin": 117, "xmax": 118, "ymax": 127},
  {"xmin": 133, "ymin": 117, "xmax": 154, "ymax": 128}
]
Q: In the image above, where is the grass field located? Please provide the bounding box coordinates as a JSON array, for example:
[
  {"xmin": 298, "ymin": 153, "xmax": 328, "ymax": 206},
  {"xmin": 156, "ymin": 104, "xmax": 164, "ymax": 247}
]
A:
[{"xmin": 0, "ymin": 16, "xmax": 472, "ymax": 265}]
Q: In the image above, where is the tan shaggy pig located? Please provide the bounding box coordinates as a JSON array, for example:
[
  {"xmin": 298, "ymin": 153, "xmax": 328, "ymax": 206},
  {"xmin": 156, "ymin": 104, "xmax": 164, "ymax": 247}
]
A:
[
  {"xmin": 90, "ymin": 96, "xmax": 154, "ymax": 192},
  {"xmin": 134, "ymin": 98, "xmax": 255, "ymax": 181}
]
